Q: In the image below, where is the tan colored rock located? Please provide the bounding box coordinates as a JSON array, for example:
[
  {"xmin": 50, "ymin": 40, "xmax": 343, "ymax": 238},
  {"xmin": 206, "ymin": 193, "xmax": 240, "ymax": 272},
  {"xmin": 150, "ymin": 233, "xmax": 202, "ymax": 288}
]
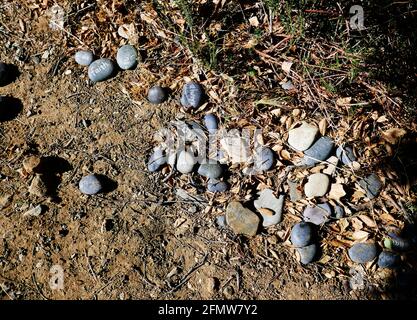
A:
[
  {"xmin": 22, "ymin": 155, "xmax": 41, "ymax": 174},
  {"xmin": 226, "ymin": 201, "xmax": 260, "ymax": 237},
  {"xmin": 28, "ymin": 174, "xmax": 48, "ymax": 197}
]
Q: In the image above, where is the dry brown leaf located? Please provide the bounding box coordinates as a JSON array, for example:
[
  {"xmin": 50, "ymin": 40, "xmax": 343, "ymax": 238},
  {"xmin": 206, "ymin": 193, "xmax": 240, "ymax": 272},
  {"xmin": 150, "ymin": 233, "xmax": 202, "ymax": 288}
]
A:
[
  {"xmin": 249, "ymin": 16, "xmax": 260, "ymax": 27},
  {"xmin": 352, "ymin": 217, "xmax": 364, "ymax": 230},
  {"xmin": 352, "ymin": 230, "xmax": 370, "ymax": 241},
  {"xmin": 338, "ymin": 218, "xmax": 350, "ymax": 233},
  {"xmin": 329, "ymin": 183, "xmax": 346, "ymax": 201},
  {"xmin": 358, "ymin": 215, "xmax": 377, "ymax": 228},
  {"xmin": 258, "ymin": 208, "xmax": 274, "ymax": 216},
  {"xmin": 318, "ymin": 118, "xmax": 327, "ymax": 136},
  {"xmin": 381, "ymin": 128, "xmax": 407, "ymax": 144},
  {"xmin": 336, "ymin": 97, "xmax": 352, "ymax": 106},
  {"xmin": 281, "ymin": 61, "xmax": 293, "ymax": 74}
]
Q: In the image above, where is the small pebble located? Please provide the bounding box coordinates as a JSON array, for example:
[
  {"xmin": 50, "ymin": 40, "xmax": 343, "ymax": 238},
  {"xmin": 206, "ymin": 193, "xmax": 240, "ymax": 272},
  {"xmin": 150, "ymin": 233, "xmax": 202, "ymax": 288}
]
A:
[
  {"xmin": 176, "ymin": 150, "xmax": 196, "ymax": 174},
  {"xmin": 88, "ymin": 58, "xmax": 115, "ymax": 82},
  {"xmin": 23, "ymin": 204, "xmax": 44, "ymax": 217},
  {"xmin": 377, "ymin": 251, "xmax": 400, "ymax": 269},
  {"xmin": 204, "ymin": 114, "xmax": 218, "ymax": 131},
  {"xmin": 180, "ymin": 82, "xmax": 204, "ymax": 108},
  {"xmin": 336, "ymin": 146, "xmax": 356, "ymax": 165},
  {"xmin": 359, "ymin": 173, "xmax": 382, "ymax": 199},
  {"xmin": 297, "ymin": 243, "xmax": 318, "ymax": 265},
  {"xmin": 254, "ymin": 189, "xmax": 285, "ymax": 227},
  {"xmin": 288, "ymin": 179, "xmax": 303, "ymax": 202},
  {"xmin": 215, "ymin": 215, "xmax": 226, "ymax": 228},
  {"xmin": 148, "ymin": 86, "xmax": 167, "ymax": 104},
  {"xmin": 253, "ymin": 147, "xmax": 275, "ymax": 171},
  {"xmin": 304, "ymin": 173, "xmax": 330, "ymax": 198},
  {"xmin": 79, "ymin": 174, "xmax": 103, "ymax": 195},
  {"xmin": 116, "ymin": 45, "xmax": 138, "ymax": 70},
  {"xmin": 198, "ymin": 161, "xmax": 223, "ymax": 179},
  {"xmin": 291, "ymin": 222, "xmax": 315, "ymax": 247},
  {"xmin": 303, "ymin": 203, "xmax": 332, "ymax": 225},
  {"xmin": 348, "ymin": 242, "xmax": 378, "ymax": 264},
  {"xmin": 147, "ymin": 147, "xmax": 167, "ymax": 172},
  {"xmin": 302, "ymin": 136, "xmax": 334, "ymax": 165},
  {"xmin": 288, "ymin": 122, "xmax": 319, "ymax": 151},
  {"xmin": 28, "ymin": 174, "xmax": 48, "ymax": 197},
  {"xmin": 333, "ymin": 205, "xmax": 345, "ymax": 219},
  {"xmin": 225, "ymin": 201, "xmax": 260, "ymax": 237},
  {"xmin": 74, "ymin": 50, "xmax": 94, "ymax": 66},
  {"xmin": 207, "ymin": 180, "xmax": 228, "ymax": 193}
]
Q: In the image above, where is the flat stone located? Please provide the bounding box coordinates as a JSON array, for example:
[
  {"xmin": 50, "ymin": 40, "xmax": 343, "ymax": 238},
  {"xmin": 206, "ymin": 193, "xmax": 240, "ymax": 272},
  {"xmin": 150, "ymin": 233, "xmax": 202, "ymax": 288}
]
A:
[
  {"xmin": 288, "ymin": 122, "xmax": 319, "ymax": 151},
  {"xmin": 225, "ymin": 201, "xmax": 260, "ymax": 237},
  {"xmin": 148, "ymin": 86, "xmax": 167, "ymax": 104},
  {"xmin": 377, "ymin": 251, "xmax": 400, "ymax": 269},
  {"xmin": 204, "ymin": 114, "xmax": 218, "ymax": 131},
  {"xmin": 176, "ymin": 150, "xmax": 196, "ymax": 174},
  {"xmin": 359, "ymin": 173, "xmax": 382, "ymax": 199},
  {"xmin": 116, "ymin": 45, "xmax": 138, "ymax": 70},
  {"xmin": 302, "ymin": 137, "xmax": 334, "ymax": 165},
  {"xmin": 336, "ymin": 146, "xmax": 356, "ymax": 165},
  {"xmin": 291, "ymin": 222, "xmax": 315, "ymax": 247},
  {"xmin": 28, "ymin": 174, "xmax": 48, "ymax": 197},
  {"xmin": 79, "ymin": 174, "xmax": 103, "ymax": 195},
  {"xmin": 297, "ymin": 243, "xmax": 318, "ymax": 265},
  {"xmin": 304, "ymin": 173, "xmax": 330, "ymax": 198},
  {"xmin": 198, "ymin": 162, "xmax": 223, "ymax": 179},
  {"xmin": 207, "ymin": 179, "xmax": 228, "ymax": 193},
  {"xmin": 181, "ymin": 82, "xmax": 204, "ymax": 108},
  {"xmin": 253, "ymin": 147, "xmax": 275, "ymax": 171},
  {"xmin": 348, "ymin": 242, "xmax": 378, "ymax": 263},
  {"xmin": 74, "ymin": 50, "xmax": 94, "ymax": 66},
  {"xmin": 147, "ymin": 147, "xmax": 167, "ymax": 172},
  {"xmin": 253, "ymin": 189, "xmax": 285, "ymax": 227},
  {"xmin": 88, "ymin": 58, "xmax": 115, "ymax": 82},
  {"xmin": 303, "ymin": 203, "xmax": 332, "ymax": 225}
]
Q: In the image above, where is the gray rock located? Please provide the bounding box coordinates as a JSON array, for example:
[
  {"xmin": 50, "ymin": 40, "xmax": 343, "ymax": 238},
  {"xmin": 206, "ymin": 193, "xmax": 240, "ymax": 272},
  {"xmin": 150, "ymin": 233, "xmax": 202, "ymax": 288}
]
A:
[
  {"xmin": 334, "ymin": 205, "xmax": 345, "ymax": 219},
  {"xmin": 204, "ymin": 114, "xmax": 218, "ymax": 131},
  {"xmin": 88, "ymin": 58, "xmax": 115, "ymax": 82},
  {"xmin": 387, "ymin": 232, "xmax": 410, "ymax": 252},
  {"xmin": 297, "ymin": 243, "xmax": 318, "ymax": 264},
  {"xmin": 198, "ymin": 162, "xmax": 223, "ymax": 179},
  {"xmin": 281, "ymin": 80, "xmax": 295, "ymax": 90},
  {"xmin": 147, "ymin": 148, "xmax": 167, "ymax": 172},
  {"xmin": 336, "ymin": 146, "xmax": 356, "ymax": 165},
  {"xmin": 74, "ymin": 50, "xmax": 94, "ymax": 66},
  {"xmin": 253, "ymin": 189, "xmax": 285, "ymax": 227},
  {"xmin": 304, "ymin": 173, "xmax": 330, "ymax": 198},
  {"xmin": 291, "ymin": 222, "xmax": 314, "ymax": 247},
  {"xmin": 302, "ymin": 137, "xmax": 334, "ymax": 165},
  {"xmin": 254, "ymin": 147, "xmax": 275, "ymax": 171},
  {"xmin": 359, "ymin": 173, "xmax": 382, "ymax": 199},
  {"xmin": 216, "ymin": 215, "xmax": 226, "ymax": 228},
  {"xmin": 288, "ymin": 122, "xmax": 319, "ymax": 151},
  {"xmin": 176, "ymin": 150, "xmax": 196, "ymax": 174},
  {"xmin": 148, "ymin": 86, "xmax": 167, "ymax": 104},
  {"xmin": 207, "ymin": 179, "xmax": 228, "ymax": 193},
  {"xmin": 79, "ymin": 174, "xmax": 103, "ymax": 195},
  {"xmin": 225, "ymin": 201, "xmax": 260, "ymax": 237},
  {"xmin": 303, "ymin": 203, "xmax": 332, "ymax": 225},
  {"xmin": 377, "ymin": 251, "xmax": 400, "ymax": 268},
  {"xmin": 116, "ymin": 45, "xmax": 138, "ymax": 70},
  {"xmin": 348, "ymin": 242, "xmax": 378, "ymax": 263},
  {"xmin": 181, "ymin": 82, "xmax": 204, "ymax": 108}
]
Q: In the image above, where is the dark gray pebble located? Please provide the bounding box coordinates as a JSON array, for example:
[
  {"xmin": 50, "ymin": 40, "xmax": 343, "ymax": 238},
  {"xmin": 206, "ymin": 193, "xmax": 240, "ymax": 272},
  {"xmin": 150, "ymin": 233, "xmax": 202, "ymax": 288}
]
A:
[
  {"xmin": 181, "ymin": 82, "xmax": 204, "ymax": 108},
  {"xmin": 254, "ymin": 147, "xmax": 275, "ymax": 171},
  {"xmin": 359, "ymin": 173, "xmax": 382, "ymax": 199},
  {"xmin": 147, "ymin": 148, "xmax": 167, "ymax": 172},
  {"xmin": 336, "ymin": 146, "xmax": 356, "ymax": 165},
  {"xmin": 88, "ymin": 58, "xmax": 115, "ymax": 82},
  {"xmin": 348, "ymin": 242, "xmax": 378, "ymax": 263},
  {"xmin": 74, "ymin": 50, "xmax": 94, "ymax": 66},
  {"xmin": 148, "ymin": 86, "xmax": 167, "ymax": 104},
  {"xmin": 208, "ymin": 180, "xmax": 228, "ymax": 193},
  {"xmin": 291, "ymin": 222, "xmax": 315, "ymax": 247},
  {"xmin": 302, "ymin": 137, "xmax": 334, "ymax": 166},
  {"xmin": 377, "ymin": 251, "xmax": 400, "ymax": 269},
  {"xmin": 79, "ymin": 174, "xmax": 103, "ymax": 195},
  {"xmin": 297, "ymin": 243, "xmax": 318, "ymax": 265}
]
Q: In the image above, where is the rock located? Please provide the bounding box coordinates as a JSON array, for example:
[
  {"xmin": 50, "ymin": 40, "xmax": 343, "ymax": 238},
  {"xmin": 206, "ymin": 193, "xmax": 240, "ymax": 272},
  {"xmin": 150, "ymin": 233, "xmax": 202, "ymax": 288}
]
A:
[
  {"xmin": 253, "ymin": 189, "xmax": 285, "ymax": 227},
  {"xmin": 387, "ymin": 232, "xmax": 410, "ymax": 252},
  {"xmin": 288, "ymin": 179, "xmax": 303, "ymax": 202},
  {"xmin": 336, "ymin": 146, "xmax": 356, "ymax": 165},
  {"xmin": 303, "ymin": 203, "xmax": 332, "ymax": 225},
  {"xmin": 334, "ymin": 205, "xmax": 345, "ymax": 219},
  {"xmin": 147, "ymin": 147, "xmax": 167, "ymax": 172},
  {"xmin": 288, "ymin": 122, "xmax": 319, "ymax": 151},
  {"xmin": 23, "ymin": 155, "xmax": 41, "ymax": 174},
  {"xmin": 348, "ymin": 242, "xmax": 378, "ymax": 263},
  {"xmin": 198, "ymin": 161, "xmax": 223, "ymax": 179},
  {"xmin": 302, "ymin": 137, "xmax": 334, "ymax": 165},
  {"xmin": 225, "ymin": 201, "xmax": 260, "ymax": 237},
  {"xmin": 207, "ymin": 180, "xmax": 228, "ymax": 193},
  {"xmin": 297, "ymin": 243, "xmax": 318, "ymax": 264},
  {"xmin": 216, "ymin": 215, "xmax": 226, "ymax": 228},
  {"xmin": 359, "ymin": 173, "xmax": 382, "ymax": 199},
  {"xmin": 253, "ymin": 147, "xmax": 275, "ymax": 171},
  {"xmin": 304, "ymin": 173, "xmax": 330, "ymax": 198},
  {"xmin": 204, "ymin": 113, "xmax": 218, "ymax": 131},
  {"xmin": 23, "ymin": 204, "xmax": 43, "ymax": 217},
  {"xmin": 176, "ymin": 150, "xmax": 196, "ymax": 174},
  {"xmin": 290, "ymin": 222, "xmax": 315, "ymax": 247},
  {"xmin": 180, "ymin": 82, "xmax": 204, "ymax": 108},
  {"xmin": 0, "ymin": 62, "xmax": 8, "ymax": 85},
  {"xmin": 28, "ymin": 174, "xmax": 48, "ymax": 197},
  {"xmin": 88, "ymin": 58, "xmax": 115, "ymax": 82},
  {"xmin": 79, "ymin": 174, "xmax": 103, "ymax": 195},
  {"xmin": 0, "ymin": 193, "xmax": 13, "ymax": 210},
  {"xmin": 223, "ymin": 285, "xmax": 234, "ymax": 299},
  {"xmin": 116, "ymin": 45, "xmax": 138, "ymax": 70},
  {"xmin": 148, "ymin": 86, "xmax": 167, "ymax": 104},
  {"xmin": 74, "ymin": 50, "xmax": 94, "ymax": 66},
  {"xmin": 281, "ymin": 80, "xmax": 295, "ymax": 90},
  {"xmin": 377, "ymin": 251, "xmax": 400, "ymax": 268}
]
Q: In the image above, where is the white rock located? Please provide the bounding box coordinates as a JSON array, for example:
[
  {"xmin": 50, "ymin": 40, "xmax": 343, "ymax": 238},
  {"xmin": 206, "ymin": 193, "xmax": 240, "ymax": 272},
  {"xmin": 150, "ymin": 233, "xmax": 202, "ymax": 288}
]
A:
[
  {"xmin": 288, "ymin": 122, "xmax": 319, "ymax": 151},
  {"xmin": 176, "ymin": 150, "xmax": 196, "ymax": 174},
  {"xmin": 304, "ymin": 173, "xmax": 330, "ymax": 198}
]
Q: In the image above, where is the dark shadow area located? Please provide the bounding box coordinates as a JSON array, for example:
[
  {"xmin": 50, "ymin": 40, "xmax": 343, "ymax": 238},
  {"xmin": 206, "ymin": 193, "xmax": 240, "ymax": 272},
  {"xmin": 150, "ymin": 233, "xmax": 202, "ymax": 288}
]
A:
[
  {"xmin": 0, "ymin": 63, "xmax": 20, "ymax": 86},
  {"xmin": 0, "ymin": 96, "xmax": 23, "ymax": 122},
  {"xmin": 95, "ymin": 174, "xmax": 118, "ymax": 193}
]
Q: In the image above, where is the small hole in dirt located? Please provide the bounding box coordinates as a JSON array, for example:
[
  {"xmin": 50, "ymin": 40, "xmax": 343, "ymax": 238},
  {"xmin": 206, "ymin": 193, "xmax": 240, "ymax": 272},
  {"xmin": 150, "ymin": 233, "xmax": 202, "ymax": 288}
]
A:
[{"xmin": 104, "ymin": 218, "xmax": 115, "ymax": 232}]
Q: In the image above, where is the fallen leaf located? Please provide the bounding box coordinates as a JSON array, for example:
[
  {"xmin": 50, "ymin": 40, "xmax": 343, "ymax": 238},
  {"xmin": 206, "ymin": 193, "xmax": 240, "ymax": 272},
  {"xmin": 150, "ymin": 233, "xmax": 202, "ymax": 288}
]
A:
[
  {"xmin": 318, "ymin": 118, "xmax": 327, "ymax": 136},
  {"xmin": 358, "ymin": 215, "xmax": 377, "ymax": 228},
  {"xmin": 352, "ymin": 230, "xmax": 369, "ymax": 241},
  {"xmin": 336, "ymin": 97, "xmax": 352, "ymax": 106},
  {"xmin": 258, "ymin": 208, "xmax": 275, "ymax": 216},
  {"xmin": 281, "ymin": 61, "xmax": 293, "ymax": 74},
  {"xmin": 329, "ymin": 183, "xmax": 346, "ymax": 201},
  {"xmin": 249, "ymin": 16, "xmax": 259, "ymax": 27},
  {"xmin": 381, "ymin": 128, "xmax": 407, "ymax": 144}
]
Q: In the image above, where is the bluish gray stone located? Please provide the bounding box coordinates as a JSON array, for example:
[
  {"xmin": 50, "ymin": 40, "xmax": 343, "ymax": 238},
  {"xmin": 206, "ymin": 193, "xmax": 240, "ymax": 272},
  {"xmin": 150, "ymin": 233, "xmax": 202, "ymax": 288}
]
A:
[
  {"xmin": 254, "ymin": 189, "xmax": 285, "ymax": 227},
  {"xmin": 359, "ymin": 173, "xmax": 382, "ymax": 199},
  {"xmin": 216, "ymin": 215, "xmax": 226, "ymax": 228},
  {"xmin": 79, "ymin": 174, "xmax": 103, "ymax": 195},
  {"xmin": 297, "ymin": 243, "xmax": 318, "ymax": 264},
  {"xmin": 208, "ymin": 180, "xmax": 228, "ymax": 193},
  {"xmin": 116, "ymin": 45, "xmax": 138, "ymax": 70},
  {"xmin": 198, "ymin": 162, "xmax": 223, "ymax": 179},
  {"xmin": 302, "ymin": 136, "xmax": 334, "ymax": 165},
  {"xmin": 181, "ymin": 82, "xmax": 204, "ymax": 108},
  {"xmin": 204, "ymin": 114, "xmax": 218, "ymax": 131},
  {"xmin": 377, "ymin": 251, "xmax": 400, "ymax": 268},
  {"xmin": 291, "ymin": 222, "xmax": 315, "ymax": 247},
  {"xmin": 348, "ymin": 243, "xmax": 378, "ymax": 263},
  {"xmin": 88, "ymin": 58, "xmax": 115, "ymax": 82},
  {"xmin": 254, "ymin": 147, "xmax": 275, "ymax": 171},
  {"xmin": 74, "ymin": 50, "xmax": 94, "ymax": 66},
  {"xmin": 336, "ymin": 146, "xmax": 356, "ymax": 165},
  {"xmin": 303, "ymin": 203, "xmax": 332, "ymax": 225},
  {"xmin": 148, "ymin": 86, "xmax": 167, "ymax": 104},
  {"xmin": 334, "ymin": 205, "xmax": 345, "ymax": 219},
  {"xmin": 147, "ymin": 148, "xmax": 167, "ymax": 172}
]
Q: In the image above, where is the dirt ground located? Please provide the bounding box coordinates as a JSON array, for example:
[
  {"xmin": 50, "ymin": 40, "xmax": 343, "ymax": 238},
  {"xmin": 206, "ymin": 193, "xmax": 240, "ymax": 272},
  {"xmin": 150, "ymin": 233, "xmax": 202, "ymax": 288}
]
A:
[{"xmin": 1, "ymin": 1, "xmax": 417, "ymax": 300}]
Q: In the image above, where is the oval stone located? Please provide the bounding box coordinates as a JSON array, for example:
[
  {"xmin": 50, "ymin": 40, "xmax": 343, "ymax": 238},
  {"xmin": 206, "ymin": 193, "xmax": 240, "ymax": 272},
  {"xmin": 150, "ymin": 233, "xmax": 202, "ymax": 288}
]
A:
[
  {"xmin": 176, "ymin": 150, "xmax": 196, "ymax": 174},
  {"xmin": 288, "ymin": 122, "xmax": 319, "ymax": 151},
  {"xmin": 198, "ymin": 162, "xmax": 223, "ymax": 179},
  {"xmin": 181, "ymin": 82, "xmax": 204, "ymax": 108},
  {"xmin": 302, "ymin": 136, "xmax": 334, "ymax": 165},
  {"xmin": 291, "ymin": 222, "xmax": 315, "ymax": 247},
  {"xmin": 147, "ymin": 148, "xmax": 167, "ymax": 172},
  {"xmin": 304, "ymin": 173, "xmax": 330, "ymax": 198},
  {"xmin": 297, "ymin": 243, "xmax": 318, "ymax": 265},
  {"xmin": 148, "ymin": 86, "xmax": 167, "ymax": 104},
  {"xmin": 348, "ymin": 243, "xmax": 378, "ymax": 263},
  {"xmin": 204, "ymin": 113, "xmax": 218, "ymax": 131},
  {"xmin": 303, "ymin": 203, "xmax": 332, "ymax": 225},
  {"xmin": 254, "ymin": 147, "xmax": 275, "ymax": 171},
  {"xmin": 88, "ymin": 58, "xmax": 115, "ymax": 82},
  {"xmin": 208, "ymin": 180, "xmax": 228, "ymax": 193},
  {"xmin": 377, "ymin": 251, "xmax": 400, "ymax": 268},
  {"xmin": 74, "ymin": 50, "xmax": 94, "ymax": 66},
  {"xmin": 116, "ymin": 45, "xmax": 138, "ymax": 70},
  {"xmin": 79, "ymin": 174, "xmax": 103, "ymax": 195}
]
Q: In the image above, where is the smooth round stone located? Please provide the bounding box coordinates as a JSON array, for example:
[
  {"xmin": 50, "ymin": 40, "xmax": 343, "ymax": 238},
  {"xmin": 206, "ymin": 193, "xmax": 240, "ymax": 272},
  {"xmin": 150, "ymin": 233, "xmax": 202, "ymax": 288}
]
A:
[
  {"xmin": 147, "ymin": 148, "xmax": 167, "ymax": 172},
  {"xmin": 288, "ymin": 122, "xmax": 319, "ymax": 151},
  {"xmin": 291, "ymin": 222, "xmax": 315, "ymax": 247},
  {"xmin": 303, "ymin": 137, "xmax": 334, "ymax": 166},
  {"xmin": 148, "ymin": 86, "xmax": 167, "ymax": 104},
  {"xmin": 254, "ymin": 147, "xmax": 275, "ymax": 171},
  {"xmin": 204, "ymin": 114, "xmax": 218, "ymax": 131},
  {"xmin": 348, "ymin": 243, "xmax": 378, "ymax": 263},
  {"xmin": 336, "ymin": 146, "xmax": 356, "ymax": 165},
  {"xmin": 208, "ymin": 180, "xmax": 228, "ymax": 193},
  {"xmin": 181, "ymin": 82, "xmax": 204, "ymax": 108},
  {"xmin": 0, "ymin": 62, "xmax": 8, "ymax": 85},
  {"xmin": 88, "ymin": 58, "xmax": 115, "ymax": 82},
  {"xmin": 74, "ymin": 50, "xmax": 94, "ymax": 66},
  {"xmin": 79, "ymin": 174, "xmax": 103, "ymax": 195},
  {"xmin": 116, "ymin": 45, "xmax": 138, "ymax": 70},
  {"xmin": 304, "ymin": 173, "xmax": 330, "ymax": 198},
  {"xmin": 297, "ymin": 243, "xmax": 318, "ymax": 265},
  {"xmin": 198, "ymin": 162, "xmax": 223, "ymax": 179},
  {"xmin": 303, "ymin": 203, "xmax": 332, "ymax": 225},
  {"xmin": 377, "ymin": 251, "xmax": 400, "ymax": 269},
  {"xmin": 226, "ymin": 201, "xmax": 260, "ymax": 237},
  {"xmin": 176, "ymin": 150, "xmax": 196, "ymax": 174},
  {"xmin": 254, "ymin": 189, "xmax": 285, "ymax": 227},
  {"xmin": 359, "ymin": 173, "xmax": 382, "ymax": 199}
]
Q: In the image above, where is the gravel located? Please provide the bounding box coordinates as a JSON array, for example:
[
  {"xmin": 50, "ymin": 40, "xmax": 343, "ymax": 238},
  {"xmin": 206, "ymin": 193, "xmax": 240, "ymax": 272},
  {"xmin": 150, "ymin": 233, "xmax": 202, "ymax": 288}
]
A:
[
  {"xmin": 288, "ymin": 122, "xmax": 319, "ymax": 151},
  {"xmin": 253, "ymin": 146, "xmax": 275, "ymax": 171},
  {"xmin": 302, "ymin": 136, "xmax": 334, "ymax": 165},
  {"xmin": 176, "ymin": 150, "xmax": 196, "ymax": 174},
  {"xmin": 225, "ymin": 201, "xmax": 260, "ymax": 237},
  {"xmin": 304, "ymin": 173, "xmax": 330, "ymax": 198},
  {"xmin": 198, "ymin": 161, "xmax": 223, "ymax": 179}
]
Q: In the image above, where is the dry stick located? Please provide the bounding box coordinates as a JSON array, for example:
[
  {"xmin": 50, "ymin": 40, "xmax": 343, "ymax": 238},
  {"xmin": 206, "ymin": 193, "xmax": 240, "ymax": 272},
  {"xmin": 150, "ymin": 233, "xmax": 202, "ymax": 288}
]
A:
[{"xmin": 31, "ymin": 273, "xmax": 49, "ymax": 300}]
